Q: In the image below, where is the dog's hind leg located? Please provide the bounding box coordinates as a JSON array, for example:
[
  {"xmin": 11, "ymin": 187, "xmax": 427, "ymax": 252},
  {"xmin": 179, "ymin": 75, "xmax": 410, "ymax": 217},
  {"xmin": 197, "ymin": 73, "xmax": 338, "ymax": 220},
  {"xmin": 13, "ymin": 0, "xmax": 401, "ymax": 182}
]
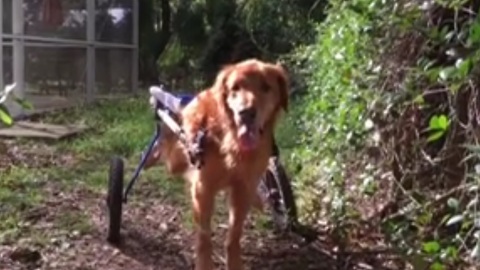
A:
[
  {"xmin": 225, "ymin": 183, "xmax": 251, "ymax": 270},
  {"xmin": 191, "ymin": 176, "xmax": 215, "ymax": 270}
]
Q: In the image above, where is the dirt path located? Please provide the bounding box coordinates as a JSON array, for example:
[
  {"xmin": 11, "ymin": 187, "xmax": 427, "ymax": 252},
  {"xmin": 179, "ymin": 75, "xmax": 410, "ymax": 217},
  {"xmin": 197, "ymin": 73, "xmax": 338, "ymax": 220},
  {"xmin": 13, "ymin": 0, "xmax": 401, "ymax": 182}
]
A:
[
  {"xmin": 0, "ymin": 138, "xmax": 400, "ymax": 270},
  {"xmin": 0, "ymin": 174, "xmax": 332, "ymax": 270}
]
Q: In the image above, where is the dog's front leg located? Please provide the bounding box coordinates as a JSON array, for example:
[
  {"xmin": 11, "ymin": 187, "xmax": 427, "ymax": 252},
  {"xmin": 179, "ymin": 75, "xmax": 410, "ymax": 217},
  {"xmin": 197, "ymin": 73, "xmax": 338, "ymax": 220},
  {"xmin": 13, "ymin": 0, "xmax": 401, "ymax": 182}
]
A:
[
  {"xmin": 191, "ymin": 174, "xmax": 215, "ymax": 270},
  {"xmin": 225, "ymin": 182, "xmax": 251, "ymax": 270}
]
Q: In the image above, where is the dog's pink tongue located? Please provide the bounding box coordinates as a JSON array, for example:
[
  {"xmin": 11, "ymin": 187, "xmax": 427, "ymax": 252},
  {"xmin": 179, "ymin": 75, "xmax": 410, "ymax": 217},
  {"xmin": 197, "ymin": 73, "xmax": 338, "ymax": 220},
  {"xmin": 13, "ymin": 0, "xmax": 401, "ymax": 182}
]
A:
[{"xmin": 238, "ymin": 125, "xmax": 257, "ymax": 151}]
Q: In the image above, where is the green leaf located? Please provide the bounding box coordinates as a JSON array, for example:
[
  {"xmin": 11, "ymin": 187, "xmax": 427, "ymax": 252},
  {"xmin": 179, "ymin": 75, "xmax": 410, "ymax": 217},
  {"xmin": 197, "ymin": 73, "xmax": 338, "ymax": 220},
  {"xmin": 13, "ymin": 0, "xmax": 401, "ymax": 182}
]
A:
[
  {"xmin": 446, "ymin": 214, "xmax": 463, "ymax": 226},
  {"xmin": 470, "ymin": 239, "xmax": 480, "ymax": 260},
  {"xmin": 0, "ymin": 105, "xmax": 13, "ymax": 126},
  {"xmin": 422, "ymin": 59, "xmax": 437, "ymax": 71},
  {"xmin": 449, "ymin": 82, "xmax": 462, "ymax": 93},
  {"xmin": 413, "ymin": 94, "xmax": 425, "ymax": 104},
  {"xmin": 437, "ymin": 115, "xmax": 449, "ymax": 130},
  {"xmin": 427, "ymin": 131, "xmax": 445, "ymax": 142},
  {"xmin": 429, "ymin": 114, "xmax": 449, "ymax": 131},
  {"xmin": 423, "ymin": 241, "xmax": 441, "ymax": 254},
  {"xmin": 430, "ymin": 262, "xmax": 446, "ymax": 270},
  {"xmin": 469, "ymin": 21, "xmax": 480, "ymax": 45},
  {"xmin": 447, "ymin": 197, "xmax": 459, "ymax": 210},
  {"xmin": 441, "ymin": 246, "xmax": 458, "ymax": 260},
  {"xmin": 429, "ymin": 115, "xmax": 440, "ymax": 129},
  {"xmin": 439, "ymin": 66, "xmax": 456, "ymax": 81},
  {"xmin": 467, "ymin": 197, "xmax": 478, "ymax": 209},
  {"xmin": 455, "ymin": 58, "xmax": 471, "ymax": 78},
  {"xmin": 13, "ymin": 96, "xmax": 33, "ymax": 110}
]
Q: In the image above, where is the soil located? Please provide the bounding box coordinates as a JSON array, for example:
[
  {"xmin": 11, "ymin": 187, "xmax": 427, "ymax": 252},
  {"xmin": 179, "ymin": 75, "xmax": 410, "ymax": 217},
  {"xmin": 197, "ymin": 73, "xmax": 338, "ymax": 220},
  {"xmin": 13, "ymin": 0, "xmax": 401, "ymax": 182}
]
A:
[{"xmin": 0, "ymin": 140, "xmax": 399, "ymax": 270}]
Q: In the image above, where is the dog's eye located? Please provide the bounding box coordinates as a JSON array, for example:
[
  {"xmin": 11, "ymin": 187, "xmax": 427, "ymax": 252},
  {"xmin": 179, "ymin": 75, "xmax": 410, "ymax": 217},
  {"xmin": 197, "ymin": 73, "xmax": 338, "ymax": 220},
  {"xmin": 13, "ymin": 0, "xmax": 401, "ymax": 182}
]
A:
[
  {"xmin": 261, "ymin": 82, "xmax": 270, "ymax": 93},
  {"xmin": 231, "ymin": 83, "xmax": 240, "ymax": 92}
]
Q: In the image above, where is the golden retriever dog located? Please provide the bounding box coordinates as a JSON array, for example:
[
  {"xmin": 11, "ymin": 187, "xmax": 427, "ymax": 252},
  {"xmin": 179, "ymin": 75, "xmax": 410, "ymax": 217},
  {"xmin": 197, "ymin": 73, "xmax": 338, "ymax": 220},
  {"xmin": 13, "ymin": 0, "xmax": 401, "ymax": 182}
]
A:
[{"xmin": 150, "ymin": 59, "xmax": 289, "ymax": 270}]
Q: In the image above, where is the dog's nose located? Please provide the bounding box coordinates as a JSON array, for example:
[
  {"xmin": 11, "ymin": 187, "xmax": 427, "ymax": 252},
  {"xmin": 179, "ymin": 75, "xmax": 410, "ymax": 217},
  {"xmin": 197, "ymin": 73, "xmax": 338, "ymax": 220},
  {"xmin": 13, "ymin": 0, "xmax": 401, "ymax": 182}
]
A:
[{"xmin": 239, "ymin": 107, "xmax": 256, "ymax": 123}]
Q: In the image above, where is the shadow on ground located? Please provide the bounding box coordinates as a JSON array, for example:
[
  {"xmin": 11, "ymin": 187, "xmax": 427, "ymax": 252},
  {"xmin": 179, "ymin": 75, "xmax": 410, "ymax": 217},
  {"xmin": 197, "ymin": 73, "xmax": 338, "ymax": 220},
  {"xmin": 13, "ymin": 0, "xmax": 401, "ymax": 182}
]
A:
[{"xmin": 117, "ymin": 220, "xmax": 194, "ymax": 270}]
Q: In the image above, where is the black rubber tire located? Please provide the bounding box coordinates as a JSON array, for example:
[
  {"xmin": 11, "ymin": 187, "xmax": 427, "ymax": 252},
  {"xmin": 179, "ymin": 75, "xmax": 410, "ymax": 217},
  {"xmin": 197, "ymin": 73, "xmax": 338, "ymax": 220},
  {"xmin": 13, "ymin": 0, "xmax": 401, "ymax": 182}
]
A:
[
  {"xmin": 262, "ymin": 157, "xmax": 298, "ymax": 232},
  {"xmin": 106, "ymin": 156, "xmax": 124, "ymax": 245}
]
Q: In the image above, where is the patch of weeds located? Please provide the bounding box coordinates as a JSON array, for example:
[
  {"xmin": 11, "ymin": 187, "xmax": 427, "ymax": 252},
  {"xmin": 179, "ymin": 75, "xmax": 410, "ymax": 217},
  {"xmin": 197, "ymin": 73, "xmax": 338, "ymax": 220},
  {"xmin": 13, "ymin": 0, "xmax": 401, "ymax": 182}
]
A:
[
  {"xmin": 0, "ymin": 218, "xmax": 22, "ymax": 244},
  {"xmin": 23, "ymin": 229, "xmax": 51, "ymax": 248},
  {"xmin": 47, "ymin": 97, "xmax": 185, "ymax": 198},
  {"xmin": 54, "ymin": 211, "xmax": 92, "ymax": 235},
  {"xmin": 82, "ymin": 165, "xmax": 109, "ymax": 192},
  {"xmin": 139, "ymin": 166, "xmax": 187, "ymax": 204},
  {"xmin": 55, "ymin": 97, "xmax": 155, "ymax": 161},
  {"xmin": 252, "ymin": 212, "xmax": 274, "ymax": 232},
  {"xmin": 179, "ymin": 192, "xmax": 276, "ymax": 232},
  {"xmin": 177, "ymin": 194, "xmax": 226, "ymax": 231},
  {"xmin": 182, "ymin": 208, "xmax": 195, "ymax": 230},
  {"xmin": 1, "ymin": 96, "xmax": 192, "ymax": 245},
  {"xmin": 0, "ymin": 167, "xmax": 44, "ymax": 232}
]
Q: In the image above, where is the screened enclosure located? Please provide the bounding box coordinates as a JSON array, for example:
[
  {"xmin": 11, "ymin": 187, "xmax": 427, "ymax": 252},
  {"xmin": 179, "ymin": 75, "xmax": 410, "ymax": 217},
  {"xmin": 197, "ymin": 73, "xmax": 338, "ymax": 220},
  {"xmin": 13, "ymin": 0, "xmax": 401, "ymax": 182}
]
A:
[{"xmin": 1, "ymin": 0, "xmax": 138, "ymax": 117}]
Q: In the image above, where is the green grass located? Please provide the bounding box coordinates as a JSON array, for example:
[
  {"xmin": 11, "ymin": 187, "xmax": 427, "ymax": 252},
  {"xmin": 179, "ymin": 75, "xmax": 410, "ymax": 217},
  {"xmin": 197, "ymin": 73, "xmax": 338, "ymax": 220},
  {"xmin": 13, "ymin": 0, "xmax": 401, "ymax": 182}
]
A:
[
  {"xmin": 45, "ymin": 96, "xmax": 185, "ymax": 197},
  {"xmin": 55, "ymin": 211, "xmax": 92, "ymax": 235},
  {"xmin": 0, "ymin": 167, "xmax": 44, "ymax": 230},
  {"xmin": 49, "ymin": 97, "xmax": 156, "ymax": 158},
  {"xmin": 0, "ymin": 95, "xmax": 287, "ymax": 244},
  {"xmin": 0, "ymin": 96, "xmax": 187, "ymax": 243}
]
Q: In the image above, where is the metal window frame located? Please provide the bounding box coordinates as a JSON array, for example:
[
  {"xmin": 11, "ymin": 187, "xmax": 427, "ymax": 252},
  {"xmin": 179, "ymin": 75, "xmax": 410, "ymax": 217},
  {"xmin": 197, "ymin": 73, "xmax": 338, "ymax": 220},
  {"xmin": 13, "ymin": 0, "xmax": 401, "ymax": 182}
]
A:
[
  {"xmin": 2, "ymin": 34, "xmax": 136, "ymax": 48},
  {"xmin": 0, "ymin": 0, "xmax": 3, "ymax": 92},
  {"xmin": 1, "ymin": 0, "xmax": 139, "ymax": 115}
]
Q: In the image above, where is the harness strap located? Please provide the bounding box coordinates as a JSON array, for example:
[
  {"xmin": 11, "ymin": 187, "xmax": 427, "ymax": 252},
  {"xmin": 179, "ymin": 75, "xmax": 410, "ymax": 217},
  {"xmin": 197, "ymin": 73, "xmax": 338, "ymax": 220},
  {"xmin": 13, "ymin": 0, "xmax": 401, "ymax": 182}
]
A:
[
  {"xmin": 156, "ymin": 108, "xmax": 207, "ymax": 169},
  {"xmin": 187, "ymin": 126, "xmax": 207, "ymax": 169},
  {"xmin": 150, "ymin": 85, "xmax": 207, "ymax": 169}
]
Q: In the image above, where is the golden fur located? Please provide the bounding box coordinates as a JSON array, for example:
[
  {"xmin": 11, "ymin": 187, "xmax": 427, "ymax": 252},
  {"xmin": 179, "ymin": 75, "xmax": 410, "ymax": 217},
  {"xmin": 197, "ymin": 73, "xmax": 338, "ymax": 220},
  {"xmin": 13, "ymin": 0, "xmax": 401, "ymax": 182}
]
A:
[{"xmin": 147, "ymin": 59, "xmax": 289, "ymax": 270}]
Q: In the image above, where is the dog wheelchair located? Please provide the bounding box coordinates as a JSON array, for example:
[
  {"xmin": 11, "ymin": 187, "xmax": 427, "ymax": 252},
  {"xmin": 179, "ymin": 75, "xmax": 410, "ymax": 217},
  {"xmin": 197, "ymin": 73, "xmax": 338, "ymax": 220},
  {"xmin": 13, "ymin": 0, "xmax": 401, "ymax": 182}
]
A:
[{"xmin": 105, "ymin": 85, "xmax": 304, "ymax": 244}]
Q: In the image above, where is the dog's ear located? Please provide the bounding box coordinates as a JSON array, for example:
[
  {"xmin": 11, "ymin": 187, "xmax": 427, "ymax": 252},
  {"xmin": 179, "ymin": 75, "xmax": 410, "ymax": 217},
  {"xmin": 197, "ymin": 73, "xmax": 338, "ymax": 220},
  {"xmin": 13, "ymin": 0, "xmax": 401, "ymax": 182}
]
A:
[
  {"xmin": 268, "ymin": 63, "xmax": 289, "ymax": 112},
  {"xmin": 212, "ymin": 64, "xmax": 234, "ymax": 97},
  {"xmin": 211, "ymin": 64, "xmax": 236, "ymax": 118}
]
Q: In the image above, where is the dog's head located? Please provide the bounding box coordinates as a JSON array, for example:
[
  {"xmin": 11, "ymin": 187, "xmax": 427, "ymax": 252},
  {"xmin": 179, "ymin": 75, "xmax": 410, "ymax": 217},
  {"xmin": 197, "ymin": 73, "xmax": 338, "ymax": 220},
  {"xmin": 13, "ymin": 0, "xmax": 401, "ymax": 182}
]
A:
[{"xmin": 212, "ymin": 59, "xmax": 289, "ymax": 152}]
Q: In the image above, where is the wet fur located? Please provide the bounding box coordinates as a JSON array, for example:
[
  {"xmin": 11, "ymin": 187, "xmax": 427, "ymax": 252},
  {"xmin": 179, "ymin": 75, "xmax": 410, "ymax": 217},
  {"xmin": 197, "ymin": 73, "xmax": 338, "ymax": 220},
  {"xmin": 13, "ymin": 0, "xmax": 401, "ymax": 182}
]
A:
[{"xmin": 158, "ymin": 59, "xmax": 289, "ymax": 270}]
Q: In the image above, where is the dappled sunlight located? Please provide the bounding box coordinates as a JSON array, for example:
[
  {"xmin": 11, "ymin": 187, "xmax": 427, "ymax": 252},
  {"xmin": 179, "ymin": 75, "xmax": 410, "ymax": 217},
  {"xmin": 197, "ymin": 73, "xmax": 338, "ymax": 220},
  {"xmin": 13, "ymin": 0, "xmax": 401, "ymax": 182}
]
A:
[{"xmin": 2, "ymin": 0, "xmax": 480, "ymax": 269}]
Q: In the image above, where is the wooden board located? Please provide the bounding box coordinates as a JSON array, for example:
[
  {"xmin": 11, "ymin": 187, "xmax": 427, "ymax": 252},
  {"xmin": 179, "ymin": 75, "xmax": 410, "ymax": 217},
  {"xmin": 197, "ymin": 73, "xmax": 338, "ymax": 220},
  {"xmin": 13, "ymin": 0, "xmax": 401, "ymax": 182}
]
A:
[{"xmin": 0, "ymin": 121, "xmax": 88, "ymax": 140}]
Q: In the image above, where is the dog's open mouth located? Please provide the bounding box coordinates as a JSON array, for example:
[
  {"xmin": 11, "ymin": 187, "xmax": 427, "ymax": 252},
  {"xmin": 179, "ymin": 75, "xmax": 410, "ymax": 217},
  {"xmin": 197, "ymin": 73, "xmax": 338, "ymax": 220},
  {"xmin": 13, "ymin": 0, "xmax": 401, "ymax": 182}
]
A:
[{"xmin": 237, "ymin": 123, "xmax": 259, "ymax": 151}]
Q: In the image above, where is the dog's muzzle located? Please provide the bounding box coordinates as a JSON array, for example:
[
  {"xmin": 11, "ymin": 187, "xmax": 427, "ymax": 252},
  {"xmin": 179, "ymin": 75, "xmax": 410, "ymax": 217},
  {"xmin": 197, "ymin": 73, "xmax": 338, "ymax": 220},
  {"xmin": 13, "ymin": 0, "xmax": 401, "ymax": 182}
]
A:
[{"xmin": 236, "ymin": 107, "xmax": 260, "ymax": 151}]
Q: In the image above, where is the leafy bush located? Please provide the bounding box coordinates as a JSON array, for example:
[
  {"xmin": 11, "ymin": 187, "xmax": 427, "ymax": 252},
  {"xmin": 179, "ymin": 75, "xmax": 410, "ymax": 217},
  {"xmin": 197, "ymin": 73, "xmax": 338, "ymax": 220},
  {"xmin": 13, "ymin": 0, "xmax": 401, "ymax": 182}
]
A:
[
  {"xmin": 283, "ymin": 0, "xmax": 480, "ymax": 267},
  {"xmin": 0, "ymin": 84, "xmax": 32, "ymax": 126},
  {"xmin": 283, "ymin": 0, "xmax": 382, "ymax": 223}
]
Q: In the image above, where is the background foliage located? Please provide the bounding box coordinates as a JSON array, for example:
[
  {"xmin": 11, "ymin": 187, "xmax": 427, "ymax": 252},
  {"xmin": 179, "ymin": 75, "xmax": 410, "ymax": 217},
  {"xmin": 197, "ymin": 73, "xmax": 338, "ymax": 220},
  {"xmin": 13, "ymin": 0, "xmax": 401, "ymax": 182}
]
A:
[
  {"xmin": 136, "ymin": 0, "xmax": 480, "ymax": 268},
  {"xmin": 3, "ymin": 0, "xmax": 480, "ymax": 268}
]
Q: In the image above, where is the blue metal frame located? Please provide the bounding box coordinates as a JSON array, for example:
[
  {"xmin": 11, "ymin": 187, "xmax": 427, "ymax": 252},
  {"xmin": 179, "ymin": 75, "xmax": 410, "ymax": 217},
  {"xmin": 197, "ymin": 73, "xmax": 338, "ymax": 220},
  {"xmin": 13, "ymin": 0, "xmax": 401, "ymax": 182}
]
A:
[
  {"xmin": 122, "ymin": 93, "xmax": 194, "ymax": 203},
  {"xmin": 122, "ymin": 126, "xmax": 161, "ymax": 202}
]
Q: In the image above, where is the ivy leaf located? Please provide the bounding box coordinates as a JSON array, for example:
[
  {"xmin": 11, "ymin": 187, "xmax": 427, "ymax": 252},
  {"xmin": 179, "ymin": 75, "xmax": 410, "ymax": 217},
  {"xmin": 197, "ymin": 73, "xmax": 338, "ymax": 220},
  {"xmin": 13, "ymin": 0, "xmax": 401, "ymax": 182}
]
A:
[
  {"xmin": 427, "ymin": 131, "xmax": 444, "ymax": 142},
  {"xmin": 430, "ymin": 262, "xmax": 446, "ymax": 270},
  {"xmin": 0, "ymin": 104, "xmax": 13, "ymax": 126},
  {"xmin": 13, "ymin": 96, "xmax": 33, "ymax": 110},
  {"xmin": 467, "ymin": 197, "xmax": 478, "ymax": 209},
  {"xmin": 438, "ymin": 115, "xmax": 449, "ymax": 130},
  {"xmin": 449, "ymin": 82, "xmax": 462, "ymax": 94},
  {"xmin": 429, "ymin": 114, "xmax": 449, "ymax": 132},
  {"xmin": 429, "ymin": 115, "xmax": 440, "ymax": 130},
  {"xmin": 441, "ymin": 246, "xmax": 458, "ymax": 260},
  {"xmin": 447, "ymin": 197, "xmax": 459, "ymax": 210},
  {"xmin": 469, "ymin": 21, "xmax": 480, "ymax": 45},
  {"xmin": 455, "ymin": 58, "xmax": 472, "ymax": 78},
  {"xmin": 446, "ymin": 214, "xmax": 463, "ymax": 226},
  {"xmin": 470, "ymin": 239, "xmax": 480, "ymax": 261},
  {"xmin": 438, "ymin": 66, "xmax": 456, "ymax": 81},
  {"xmin": 423, "ymin": 241, "xmax": 441, "ymax": 254},
  {"xmin": 413, "ymin": 94, "xmax": 425, "ymax": 104}
]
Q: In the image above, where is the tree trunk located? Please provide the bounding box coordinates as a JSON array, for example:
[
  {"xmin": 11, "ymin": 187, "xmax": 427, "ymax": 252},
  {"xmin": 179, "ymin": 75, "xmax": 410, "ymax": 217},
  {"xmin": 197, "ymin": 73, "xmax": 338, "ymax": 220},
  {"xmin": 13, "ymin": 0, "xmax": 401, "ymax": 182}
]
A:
[{"xmin": 138, "ymin": 0, "xmax": 172, "ymax": 85}]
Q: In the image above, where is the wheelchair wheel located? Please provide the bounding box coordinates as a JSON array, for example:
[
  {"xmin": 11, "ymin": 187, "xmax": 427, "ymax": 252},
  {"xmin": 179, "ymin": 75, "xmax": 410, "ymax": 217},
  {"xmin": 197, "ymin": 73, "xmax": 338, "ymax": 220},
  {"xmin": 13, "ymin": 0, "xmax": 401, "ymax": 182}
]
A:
[
  {"xmin": 259, "ymin": 157, "xmax": 298, "ymax": 232},
  {"xmin": 106, "ymin": 156, "xmax": 124, "ymax": 244}
]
